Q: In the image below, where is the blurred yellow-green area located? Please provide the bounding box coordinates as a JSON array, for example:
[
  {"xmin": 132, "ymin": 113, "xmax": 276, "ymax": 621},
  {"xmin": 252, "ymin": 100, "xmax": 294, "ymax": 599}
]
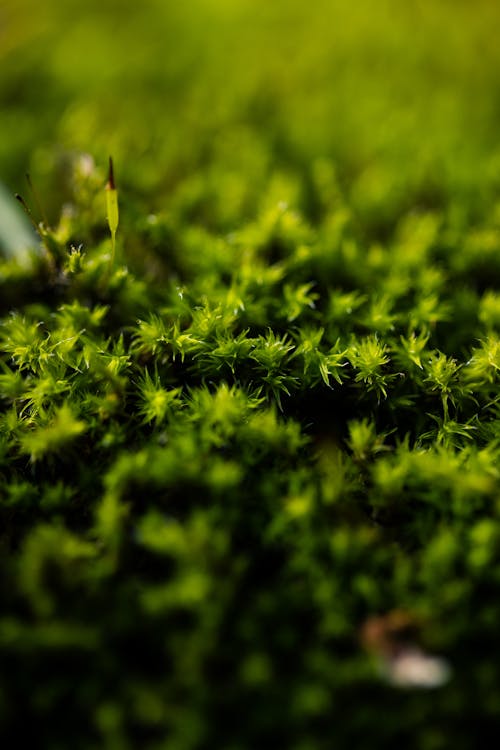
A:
[{"xmin": 2, "ymin": 0, "xmax": 500, "ymax": 229}]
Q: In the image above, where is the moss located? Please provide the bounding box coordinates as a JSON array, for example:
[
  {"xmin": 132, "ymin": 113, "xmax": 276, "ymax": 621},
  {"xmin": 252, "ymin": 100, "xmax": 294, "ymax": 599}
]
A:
[{"xmin": 2, "ymin": 1, "xmax": 500, "ymax": 747}]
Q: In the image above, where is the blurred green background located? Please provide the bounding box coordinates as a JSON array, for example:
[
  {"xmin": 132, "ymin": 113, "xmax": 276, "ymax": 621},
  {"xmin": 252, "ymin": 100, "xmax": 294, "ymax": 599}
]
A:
[{"xmin": 2, "ymin": 0, "xmax": 500, "ymax": 233}]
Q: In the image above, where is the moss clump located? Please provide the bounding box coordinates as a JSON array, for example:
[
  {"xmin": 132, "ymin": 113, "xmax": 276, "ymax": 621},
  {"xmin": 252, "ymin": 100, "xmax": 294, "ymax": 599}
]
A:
[{"xmin": 3, "ymin": 1, "xmax": 500, "ymax": 747}]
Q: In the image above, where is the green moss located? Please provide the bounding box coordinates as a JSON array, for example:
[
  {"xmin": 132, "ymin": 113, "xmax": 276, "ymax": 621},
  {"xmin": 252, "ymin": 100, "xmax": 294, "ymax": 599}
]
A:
[{"xmin": 2, "ymin": 1, "xmax": 500, "ymax": 747}]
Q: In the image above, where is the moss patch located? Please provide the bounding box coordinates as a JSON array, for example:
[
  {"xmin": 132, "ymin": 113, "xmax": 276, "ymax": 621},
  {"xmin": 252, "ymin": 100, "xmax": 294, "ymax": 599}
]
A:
[{"xmin": 2, "ymin": 1, "xmax": 500, "ymax": 747}]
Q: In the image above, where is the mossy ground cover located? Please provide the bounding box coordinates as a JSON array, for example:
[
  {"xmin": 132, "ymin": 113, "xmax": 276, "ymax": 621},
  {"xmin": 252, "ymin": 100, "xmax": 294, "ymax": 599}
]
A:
[{"xmin": 2, "ymin": 1, "xmax": 500, "ymax": 747}]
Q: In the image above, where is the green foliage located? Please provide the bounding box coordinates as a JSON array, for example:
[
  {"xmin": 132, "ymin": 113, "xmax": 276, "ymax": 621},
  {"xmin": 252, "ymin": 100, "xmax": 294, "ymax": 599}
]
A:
[
  {"xmin": 19, "ymin": 403, "xmax": 86, "ymax": 461},
  {"xmin": 3, "ymin": 1, "xmax": 500, "ymax": 748}
]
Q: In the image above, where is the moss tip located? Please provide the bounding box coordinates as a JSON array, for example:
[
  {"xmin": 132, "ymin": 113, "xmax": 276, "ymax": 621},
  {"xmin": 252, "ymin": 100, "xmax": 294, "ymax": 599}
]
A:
[{"xmin": 107, "ymin": 156, "xmax": 116, "ymax": 191}]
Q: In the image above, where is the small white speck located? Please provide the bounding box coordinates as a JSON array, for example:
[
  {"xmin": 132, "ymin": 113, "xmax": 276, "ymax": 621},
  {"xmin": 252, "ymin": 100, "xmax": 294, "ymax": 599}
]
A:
[
  {"xmin": 78, "ymin": 153, "xmax": 95, "ymax": 177},
  {"xmin": 382, "ymin": 648, "xmax": 451, "ymax": 689}
]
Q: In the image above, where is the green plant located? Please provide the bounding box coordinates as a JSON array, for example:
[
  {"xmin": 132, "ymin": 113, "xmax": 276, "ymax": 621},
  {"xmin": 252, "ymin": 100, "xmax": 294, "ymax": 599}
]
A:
[{"xmin": 2, "ymin": 2, "xmax": 500, "ymax": 748}]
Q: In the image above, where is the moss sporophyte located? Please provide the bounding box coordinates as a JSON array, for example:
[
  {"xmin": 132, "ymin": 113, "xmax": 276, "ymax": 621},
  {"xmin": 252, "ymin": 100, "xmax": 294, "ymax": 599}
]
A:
[{"xmin": 106, "ymin": 157, "xmax": 119, "ymax": 265}]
